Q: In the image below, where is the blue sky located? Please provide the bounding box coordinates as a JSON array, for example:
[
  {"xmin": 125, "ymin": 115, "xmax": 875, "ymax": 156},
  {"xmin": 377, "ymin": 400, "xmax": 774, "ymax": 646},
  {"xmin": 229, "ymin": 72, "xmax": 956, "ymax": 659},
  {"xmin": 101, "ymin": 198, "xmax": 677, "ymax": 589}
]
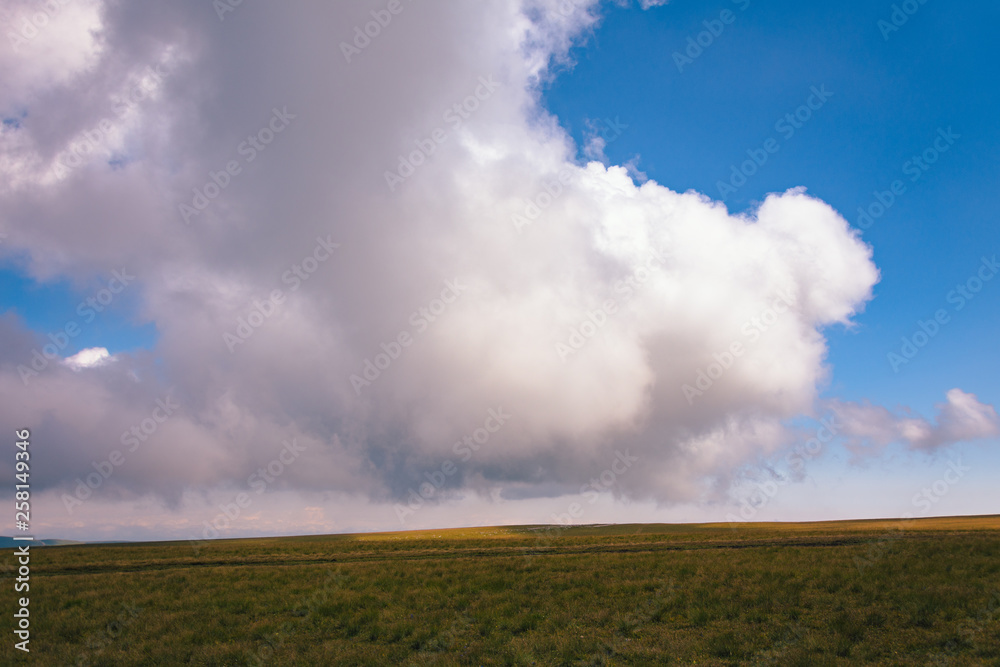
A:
[
  {"xmin": 544, "ymin": 0, "xmax": 1000, "ymax": 417},
  {"xmin": 0, "ymin": 265, "xmax": 157, "ymax": 356}
]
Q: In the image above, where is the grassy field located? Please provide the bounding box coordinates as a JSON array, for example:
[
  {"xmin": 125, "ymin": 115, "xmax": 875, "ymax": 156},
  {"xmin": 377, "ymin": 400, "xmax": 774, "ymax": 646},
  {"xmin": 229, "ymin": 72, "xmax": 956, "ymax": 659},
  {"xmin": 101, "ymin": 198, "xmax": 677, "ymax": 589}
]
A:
[{"xmin": 2, "ymin": 515, "xmax": 999, "ymax": 665}]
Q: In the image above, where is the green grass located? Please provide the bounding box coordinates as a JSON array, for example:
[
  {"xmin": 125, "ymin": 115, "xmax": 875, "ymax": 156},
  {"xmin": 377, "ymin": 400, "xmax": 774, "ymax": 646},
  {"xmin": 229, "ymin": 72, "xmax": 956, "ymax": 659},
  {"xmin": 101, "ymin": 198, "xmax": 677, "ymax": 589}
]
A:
[{"xmin": 2, "ymin": 516, "xmax": 1000, "ymax": 665}]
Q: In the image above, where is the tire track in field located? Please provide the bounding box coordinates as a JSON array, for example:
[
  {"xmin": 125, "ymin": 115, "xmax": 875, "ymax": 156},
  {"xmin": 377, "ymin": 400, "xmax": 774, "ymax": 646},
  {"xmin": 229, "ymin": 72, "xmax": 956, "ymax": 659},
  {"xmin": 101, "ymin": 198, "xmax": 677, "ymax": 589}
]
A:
[{"xmin": 26, "ymin": 531, "xmax": 996, "ymax": 578}]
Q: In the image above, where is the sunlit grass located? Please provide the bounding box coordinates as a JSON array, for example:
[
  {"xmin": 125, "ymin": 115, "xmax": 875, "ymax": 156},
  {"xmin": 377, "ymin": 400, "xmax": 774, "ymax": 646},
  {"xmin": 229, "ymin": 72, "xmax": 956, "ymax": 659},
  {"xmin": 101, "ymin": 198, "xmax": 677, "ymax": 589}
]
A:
[{"xmin": 2, "ymin": 515, "xmax": 999, "ymax": 664}]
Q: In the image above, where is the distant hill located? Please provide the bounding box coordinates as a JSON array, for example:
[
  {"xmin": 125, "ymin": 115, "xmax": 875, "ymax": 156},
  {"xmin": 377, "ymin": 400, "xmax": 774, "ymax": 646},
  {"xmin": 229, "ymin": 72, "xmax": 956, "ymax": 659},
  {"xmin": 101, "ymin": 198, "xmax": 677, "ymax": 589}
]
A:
[{"xmin": 0, "ymin": 536, "xmax": 83, "ymax": 548}]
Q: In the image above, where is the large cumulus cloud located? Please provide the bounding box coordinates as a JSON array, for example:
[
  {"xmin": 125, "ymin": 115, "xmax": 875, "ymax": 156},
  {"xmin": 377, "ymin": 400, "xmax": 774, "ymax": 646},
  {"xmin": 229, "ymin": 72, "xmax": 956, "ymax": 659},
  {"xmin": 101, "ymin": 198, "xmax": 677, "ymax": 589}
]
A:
[{"xmin": 0, "ymin": 0, "xmax": 993, "ymax": 535}]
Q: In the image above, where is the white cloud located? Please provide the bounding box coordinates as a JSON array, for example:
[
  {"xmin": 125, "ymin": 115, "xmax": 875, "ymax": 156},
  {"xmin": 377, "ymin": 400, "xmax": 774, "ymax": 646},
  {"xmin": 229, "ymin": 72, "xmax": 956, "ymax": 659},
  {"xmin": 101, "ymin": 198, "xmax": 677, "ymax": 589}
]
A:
[
  {"xmin": 0, "ymin": 0, "xmax": 992, "ymax": 537},
  {"xmin": 0, "ymin": 0, "xmax": 106, "ymax": 101},
  {"xmin": 63, "ymin": 347, "xmax": 112, "ymax": 370},
  {"xmin": 830, "ymin": 389, "xmax": 1000, "ymax": 455}
]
